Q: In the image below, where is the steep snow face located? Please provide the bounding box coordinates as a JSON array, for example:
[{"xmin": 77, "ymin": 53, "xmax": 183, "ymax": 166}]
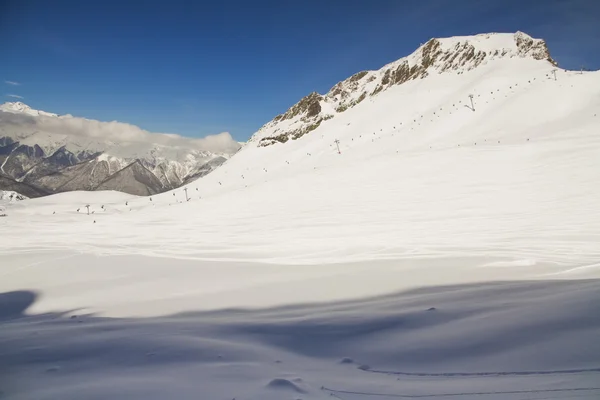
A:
[{"xmin": 252, "ymin": 32, "xmax": 557, "ymax": 147}]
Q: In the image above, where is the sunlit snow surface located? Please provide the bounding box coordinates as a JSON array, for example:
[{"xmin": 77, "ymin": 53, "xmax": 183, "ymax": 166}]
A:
[{"xmin": 1, "ymin": 55, "xmax": 600, "ymax": 398}]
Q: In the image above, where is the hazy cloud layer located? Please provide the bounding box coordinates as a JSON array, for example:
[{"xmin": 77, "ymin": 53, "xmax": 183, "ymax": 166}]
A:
[
  {"xmin": 0, "ymin": 110, "xmax": 241, "ymax": 155},
  {"xmin": 4, "ymin": 81, "xmax": 20, "ymax": 86},
  {"xmin": 6, "ymin": 94, "xmax": 24, "ymax": 99}
]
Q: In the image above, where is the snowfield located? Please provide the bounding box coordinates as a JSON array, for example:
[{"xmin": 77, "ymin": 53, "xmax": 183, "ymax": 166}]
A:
[{"xmin": 1, "ymin": 33, "xmax": 600, "ymax": 399}]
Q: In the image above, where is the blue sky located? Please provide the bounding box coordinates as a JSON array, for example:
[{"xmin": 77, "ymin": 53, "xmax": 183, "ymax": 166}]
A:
[{"xmin": 1, "ymin": 0, "xmax": 599, "ymax": 141}]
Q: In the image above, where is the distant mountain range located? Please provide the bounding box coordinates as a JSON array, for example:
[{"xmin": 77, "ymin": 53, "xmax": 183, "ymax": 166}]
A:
[{"xmin": 0, "ymin": 102, "xmax": 241, "ymax": 196}]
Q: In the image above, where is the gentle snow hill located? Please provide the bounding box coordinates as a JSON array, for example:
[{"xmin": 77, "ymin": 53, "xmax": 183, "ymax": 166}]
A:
[
  {"xmin": 1, "ymin": 31, "xmax": 600, "ymax": 400},
  {"xmin": 2, "ymin": 280, "xmax": 600, "ymax": 400}
]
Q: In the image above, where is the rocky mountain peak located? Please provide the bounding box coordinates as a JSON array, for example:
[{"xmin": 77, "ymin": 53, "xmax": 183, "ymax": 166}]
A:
[
  {"xmin": 513, "ymin": 31, "xmax": 556, "ymax": 65},
  {"xmin": 273, "ymin": 92, "xmax": 323, "ymax": 123},
  {"xmin": 251, "ymin": 32, "xmax": 558, "ymax": 147}
]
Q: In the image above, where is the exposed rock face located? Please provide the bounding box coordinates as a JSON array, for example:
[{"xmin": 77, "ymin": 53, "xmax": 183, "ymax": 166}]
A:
[
  {"xmin": 20, "ymin": 147, "xmax": 97, "ymax": 187},
  {"xmin": 182, "ymin": 156, "xmax": 228, "ymax": 185},
  {"xmin": 28, "ymin": 158, "xmax": 113, "ymax": 193},
  {"xmin": 96, "ymin": 161, "xmax": 165, "ymax": 196},
  {"xmin": 1, "ymin": 144, "xmax": 47, "ymax": 178},
  {"xmin": 0, "ymin": 175, "xmax": 49, "ymax": 198},
  {"xmin": 0, "ymin": 135, "xmax": 229, "ymax": 196},
  {"xmin": 514, "ymin": 31, "xmax": 557, "ymax": 65},
  {"xmin": 274, "ymin": 92, "xmax": 323, "ymax": 123},
  {"xmin": 252, "ymin": 32, "xmax": 557, "ymax": 147}
]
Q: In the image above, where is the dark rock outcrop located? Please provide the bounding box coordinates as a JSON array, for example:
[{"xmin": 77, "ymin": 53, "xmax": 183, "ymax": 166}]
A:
[
  {"xmin": 96, "ymin": 160, "xmax": 165, "ymax": 196},
  {"xmin": 0, "ymin": 175, "xmax": 50, "ymax": 198}
]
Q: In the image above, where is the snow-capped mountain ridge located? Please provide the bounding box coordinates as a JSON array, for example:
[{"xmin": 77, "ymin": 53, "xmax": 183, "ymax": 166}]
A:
[
  {"xmin": 0, "ymin": 102, "xmax": 239, "ymax": 195},
  {"xmin": 252, "ymin": 31, "xmax": 556, "ymax": 146},
  {"xmin": 0, "ymin": 101, "xmax": 59, "ymax": 117},
  {"xmin": 0, "ymin": 102, "xmax": 234, "ymax": 161}
]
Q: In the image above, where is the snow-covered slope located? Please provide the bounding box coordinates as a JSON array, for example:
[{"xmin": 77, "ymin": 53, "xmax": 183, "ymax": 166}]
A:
[
  {"xmin": 0, "ymin": 190, "xmax": 28, "ymax": 216},
  {"xmin": 0, "ymin": 190, "xmax": 28, "ymax": 202},
  {"xmin": 0, "ymin": 103, "xmax": 239, "ymax": 195},
  {"xmin": 1, "ymin": 31, "xmax": 600, "ymax": 399},
  {"xmin": 252, "ymin": 32, "xmax": 555, "ymax": 146}
]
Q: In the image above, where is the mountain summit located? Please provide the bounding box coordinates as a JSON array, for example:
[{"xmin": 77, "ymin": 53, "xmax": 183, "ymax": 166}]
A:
[
  {"xmin": 1, "ymin": 101, "xmax": 59, "ymax": 117},
  {"xmin": 252, "ymin": 32, "xmax": 557, "ymax": 147}
]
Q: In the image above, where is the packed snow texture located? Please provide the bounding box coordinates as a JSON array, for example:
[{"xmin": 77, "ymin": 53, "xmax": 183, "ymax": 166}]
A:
[{"xmin": 1, "ymin": 32, "xmax": 600, "ymax": 399}]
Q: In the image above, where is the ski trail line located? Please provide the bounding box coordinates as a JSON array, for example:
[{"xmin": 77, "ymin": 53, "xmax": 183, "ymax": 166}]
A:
[
  {"xmin": 361, "ymin": 366, "xmax": 600, "ymax": 377},
  {"xmin": 322, "ymin": 386, "xmax": 600, "ymax": 398}
]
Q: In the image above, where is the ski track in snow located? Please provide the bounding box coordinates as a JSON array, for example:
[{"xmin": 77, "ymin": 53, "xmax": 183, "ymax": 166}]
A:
[
  {"xmin": 321, "ymin": 385, "xmax": 600, "ymax": 399},
  {"xmin": 1, "ymin": 40, "xmax": 600, "ymax": 399},
  {"xmin": 360, "ymin": 367, "xmax": 600, "ymax": 377},
  {"xmin": 323, "ymin": 387, "xmax": 600, "ymax": 399}
]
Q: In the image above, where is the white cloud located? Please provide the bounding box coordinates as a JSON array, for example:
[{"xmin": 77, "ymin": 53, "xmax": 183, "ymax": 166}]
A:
[
  {"xmin": 6, "ymin": 94, "xmax": 24, "ymax": 99},
  {"xmin": 0, "ymin": 109, "xmax": 241, "ymax": 155},
  {"xmin": 4, "ymin": 81, "xmax": 20, "ymax": 86}
]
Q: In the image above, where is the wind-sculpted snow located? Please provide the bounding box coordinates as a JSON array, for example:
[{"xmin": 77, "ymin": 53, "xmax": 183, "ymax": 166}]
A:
[{"xmin": 1, "ymin": 281, "xmax": 600, "ymax": 400}]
